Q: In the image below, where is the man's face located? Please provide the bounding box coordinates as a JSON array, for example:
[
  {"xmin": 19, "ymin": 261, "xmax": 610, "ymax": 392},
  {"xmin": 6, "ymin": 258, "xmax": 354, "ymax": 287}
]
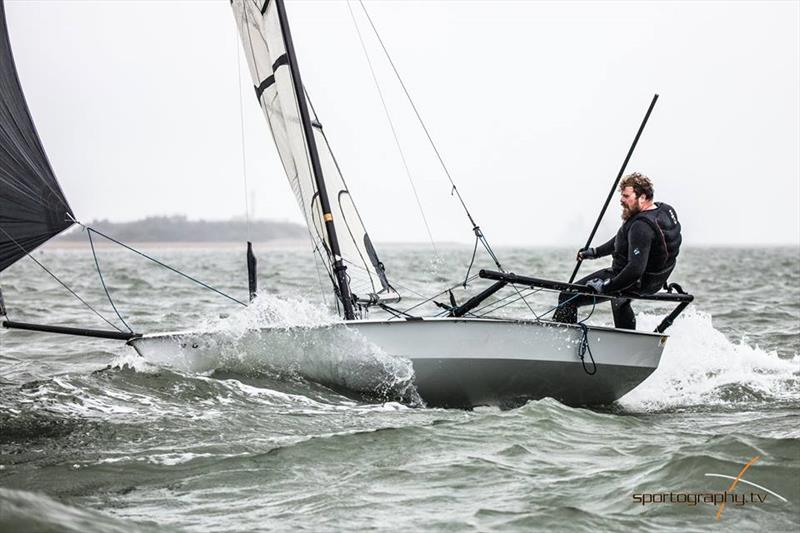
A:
[{"xmin": 620, "ymin": 186, "xmax": 642, "ymax": 220}]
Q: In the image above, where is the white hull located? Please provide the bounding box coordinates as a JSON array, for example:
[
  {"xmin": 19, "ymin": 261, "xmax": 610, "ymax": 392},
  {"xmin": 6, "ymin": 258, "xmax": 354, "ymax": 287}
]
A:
[{"xmin": 129, "ymin": 318, "xmax": 667, "ymax": 408}]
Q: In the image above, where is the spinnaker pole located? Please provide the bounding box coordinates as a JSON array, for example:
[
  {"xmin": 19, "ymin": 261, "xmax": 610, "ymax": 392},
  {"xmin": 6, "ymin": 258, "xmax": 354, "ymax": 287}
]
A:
[
  {"xmin": 274, "ymin": 0, "xmax": 355, "ymax": 319},
  {"xmin": 568, "ymin": 93, "xmax": 659, "ymax": 283}
]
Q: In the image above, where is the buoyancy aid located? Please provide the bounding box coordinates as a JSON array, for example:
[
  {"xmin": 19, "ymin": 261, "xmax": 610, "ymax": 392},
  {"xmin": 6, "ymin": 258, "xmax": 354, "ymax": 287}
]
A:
[{"xmin": 611, "ymin": 202, "xmax": 682, "ymax": 292}]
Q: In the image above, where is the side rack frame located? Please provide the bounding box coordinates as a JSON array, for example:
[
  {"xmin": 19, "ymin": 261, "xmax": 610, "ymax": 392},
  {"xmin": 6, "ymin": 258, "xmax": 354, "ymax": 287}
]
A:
[{"xmin": 477, "ymin": 270, "xmax": 694, "ymax": 333}]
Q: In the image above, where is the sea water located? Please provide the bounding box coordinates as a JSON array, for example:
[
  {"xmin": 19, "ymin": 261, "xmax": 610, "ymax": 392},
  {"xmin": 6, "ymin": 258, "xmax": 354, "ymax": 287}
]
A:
[{"xmin": 0, "ymin": 244, "xmax": 797, "ymax": 532}]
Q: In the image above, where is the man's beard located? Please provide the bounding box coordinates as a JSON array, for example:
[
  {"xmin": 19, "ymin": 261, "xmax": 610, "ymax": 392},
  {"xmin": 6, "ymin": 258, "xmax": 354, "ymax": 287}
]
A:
[{"xmin": 621, "ymin": 203, "xmax": 641, "ymax": 220}]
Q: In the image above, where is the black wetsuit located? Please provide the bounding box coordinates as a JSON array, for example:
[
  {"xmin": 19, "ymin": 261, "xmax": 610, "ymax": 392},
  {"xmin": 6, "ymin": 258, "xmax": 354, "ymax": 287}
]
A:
[{"xmin": 554, "ymin": 202, "xmax": 682, "ymax": 329}]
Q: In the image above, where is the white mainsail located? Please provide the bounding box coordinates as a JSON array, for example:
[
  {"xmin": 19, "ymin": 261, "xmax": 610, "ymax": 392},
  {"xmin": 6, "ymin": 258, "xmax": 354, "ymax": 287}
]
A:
[{"xmin": 231, "ymin": 0, "xmax": 397, "ymax": 307}]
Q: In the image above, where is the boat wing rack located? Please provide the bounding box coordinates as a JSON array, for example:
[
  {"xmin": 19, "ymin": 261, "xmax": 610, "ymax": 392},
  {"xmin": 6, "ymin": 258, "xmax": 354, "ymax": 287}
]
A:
[{"xmin": 478, "ymin": 269, "xmax": 694, "ymax": 333}]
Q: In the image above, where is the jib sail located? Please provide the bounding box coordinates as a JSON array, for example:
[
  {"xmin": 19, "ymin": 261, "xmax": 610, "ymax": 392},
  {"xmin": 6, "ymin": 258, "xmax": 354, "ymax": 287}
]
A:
[{"xmin": 230, "ymin": 0, "xmax": 398, "ymax": 309}]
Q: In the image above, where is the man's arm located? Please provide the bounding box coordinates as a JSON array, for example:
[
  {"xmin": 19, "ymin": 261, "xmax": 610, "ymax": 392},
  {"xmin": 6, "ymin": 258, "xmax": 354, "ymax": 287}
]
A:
[
  {"xmin": 604, "ymin": 222, "xmax": 654, "ymax": 292},
  {"xmin": 594, "ymin": 236, "xmax": 615, "ymax": 258}
]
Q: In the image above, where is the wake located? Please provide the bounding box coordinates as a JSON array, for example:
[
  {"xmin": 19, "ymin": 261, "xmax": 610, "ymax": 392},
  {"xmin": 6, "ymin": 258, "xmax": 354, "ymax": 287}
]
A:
[{"xmin": 621, "ymin": 308, "xmax": 799, "ymax": 410}]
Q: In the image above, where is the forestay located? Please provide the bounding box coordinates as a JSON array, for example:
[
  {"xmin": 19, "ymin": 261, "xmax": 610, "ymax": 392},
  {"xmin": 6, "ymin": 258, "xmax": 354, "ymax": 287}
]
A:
[
  {"xmin": 0, "ymin": 0, "xmax": 74, "ymax": 272},
  {"xmin": 230, "ymin": 0, "xmax": 398, "ymax": 307}
]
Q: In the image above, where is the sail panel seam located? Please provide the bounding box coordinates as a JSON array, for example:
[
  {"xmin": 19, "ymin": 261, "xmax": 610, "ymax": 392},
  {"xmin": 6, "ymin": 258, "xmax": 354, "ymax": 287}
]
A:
[{"xmin": 254, "ymin": 54, "xmax": 289, "ymax": 99}]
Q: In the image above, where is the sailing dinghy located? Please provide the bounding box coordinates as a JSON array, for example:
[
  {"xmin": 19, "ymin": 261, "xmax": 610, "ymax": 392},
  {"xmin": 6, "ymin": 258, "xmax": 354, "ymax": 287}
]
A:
[{"xmin": 0, "ymin": 0, "xmax": 693, "ymax": 408}]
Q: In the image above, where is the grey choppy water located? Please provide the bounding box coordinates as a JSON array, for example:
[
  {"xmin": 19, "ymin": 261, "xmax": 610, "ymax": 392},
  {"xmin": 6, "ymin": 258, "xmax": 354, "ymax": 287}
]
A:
[{"xmin": 0, "ymin": 244, "xmax": 798, "ymax": 532}]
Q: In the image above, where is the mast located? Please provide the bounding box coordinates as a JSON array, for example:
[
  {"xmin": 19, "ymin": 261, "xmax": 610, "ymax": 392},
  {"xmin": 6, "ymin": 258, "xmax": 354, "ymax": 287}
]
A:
[{"xmin": 273, "ymin": 0, "xmax": 355, "ymax": 320}]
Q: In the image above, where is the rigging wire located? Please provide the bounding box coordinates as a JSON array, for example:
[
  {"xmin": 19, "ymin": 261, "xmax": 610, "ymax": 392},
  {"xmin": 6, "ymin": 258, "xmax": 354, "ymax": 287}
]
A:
[
  {"xmin": 341, "ymin": 257, "xmax": 427, "ymax": 300},
  {"xmin": 475, "ymin": 286, "xmax": 543, "ymax": 318},
  {"xmin": 509, "ymin": 283, "xmax": 537, "ymax": 317},
  {"xmin": 87, "ymin": 230, "xmax": 133, "ymax": 333},
  {"xmin": 397, "ymin": 274, "xmax": 480, "ymax": 316},
  {"xmin": 346, "ymin": 0, "xmax": 439, "ymax": 258},
  {"xmin": 234, "ymin": 20, "xmax": 252, "ymax": 239},
  {"xmin": 356, "ymin": 0, "xmax": 503, "ymax": 271},
  {"xmin": 0, "ymin": 225, "xmax": 122, "ymax": 331},
  {"xmin": 82, "ymin": 225, "xmax": 247, "ymax": 307},
  {"xmin": 312, "ymin": 245, "xmax": 331, "ymax": 307},
  {"xmin": 462, "ymin": 236, "xmax": 480, "ymax": 287}
]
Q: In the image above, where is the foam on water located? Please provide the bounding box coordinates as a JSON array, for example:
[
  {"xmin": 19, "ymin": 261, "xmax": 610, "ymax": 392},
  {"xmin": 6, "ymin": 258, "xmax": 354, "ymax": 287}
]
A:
[
  {"xmin": 206, "ymin": 291, "xmax": 340, "ymax": 333},
  {"xmin": 108, "ymin": 351, "xmax": 160, "ymax": 373},
  {"xmin": 12, "ymin": 375, "xmax": 175, "ymax": 420},
  {"xmin": 621, "ymin": 308, "xmax": 799, "ymax": 410},
  {"xmin": 150, "ymin": 293, "xmax": 421, "ymax": 404}
]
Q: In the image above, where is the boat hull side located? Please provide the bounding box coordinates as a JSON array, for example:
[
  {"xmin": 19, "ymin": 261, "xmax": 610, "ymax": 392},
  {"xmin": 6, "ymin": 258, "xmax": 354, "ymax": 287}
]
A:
[
  {"xmin": 410, "ymin": 358, "xmax": 653, "ymax": 408},
  {"xmin": 129, "ymin": 318, "xmax": 665, "ymax": 408}
]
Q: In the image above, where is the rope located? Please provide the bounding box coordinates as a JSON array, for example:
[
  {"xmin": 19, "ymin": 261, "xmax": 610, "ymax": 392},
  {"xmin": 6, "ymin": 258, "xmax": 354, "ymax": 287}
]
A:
[
  {"xmin": 357, "ymin": 0, "xmax": 503, "ymax": 270},
  {"xmin": 346, "ymin": 0, "xmax": 439, "ymax": 258},
  {"xmin": 471, "ymin": 281, "xmax": 598, "ymax": 375},
  {"xmin": 538, "ymin": 292, "xmax": 581, "ymax": 319},
  {"xmin": 577, "ymin": 323, "xmax": 598, "ymax": 375},
  {"xmin": 84, "ymin": 226, "xmax": 247, "ymax": 307},
  {"xmin": 87, "ymin": 230, "xmax": 132, "ymax": 333},
  {"xmin": 0, "ymin": 225, "xmax": 122, "ymax": 331},
  {"xmin": 577, "ymin": 297, "xmax": 598, "ymax": 375}
]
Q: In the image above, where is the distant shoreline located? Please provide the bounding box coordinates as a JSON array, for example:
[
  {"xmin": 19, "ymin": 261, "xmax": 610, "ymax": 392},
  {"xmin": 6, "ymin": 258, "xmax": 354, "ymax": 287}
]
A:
[
  {"xmin": 46, "ymin": 239, "xmax": 309, "ymax": 250},
  {"xmin": 55, "ymin": 215, "xmax": 308, "ymax": 244}
]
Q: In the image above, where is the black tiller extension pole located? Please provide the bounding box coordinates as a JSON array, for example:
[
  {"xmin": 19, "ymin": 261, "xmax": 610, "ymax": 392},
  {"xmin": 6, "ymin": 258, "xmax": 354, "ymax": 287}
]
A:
[{"xmin": 568, "ymin": 93, "xmax": 659, "ymax": 283}]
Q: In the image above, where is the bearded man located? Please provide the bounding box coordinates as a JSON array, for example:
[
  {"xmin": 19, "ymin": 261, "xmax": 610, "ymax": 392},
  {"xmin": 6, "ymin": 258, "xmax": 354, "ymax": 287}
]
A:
[{"xmin": 553, "ymin": 172, "xmax": 682, "ymax": 330}]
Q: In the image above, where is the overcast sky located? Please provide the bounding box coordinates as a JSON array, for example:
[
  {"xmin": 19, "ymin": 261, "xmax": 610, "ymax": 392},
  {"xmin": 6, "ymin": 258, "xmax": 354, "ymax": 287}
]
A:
[{"xmin": 5, "ymin": 0, "xmax": 799, "ymax": 245}]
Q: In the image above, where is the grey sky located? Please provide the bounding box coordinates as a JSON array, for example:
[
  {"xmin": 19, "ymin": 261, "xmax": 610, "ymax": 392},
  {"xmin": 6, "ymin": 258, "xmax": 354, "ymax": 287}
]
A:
[{"xmin": 6, "ymin": 0, "xmax": 799, "ymax": 245}]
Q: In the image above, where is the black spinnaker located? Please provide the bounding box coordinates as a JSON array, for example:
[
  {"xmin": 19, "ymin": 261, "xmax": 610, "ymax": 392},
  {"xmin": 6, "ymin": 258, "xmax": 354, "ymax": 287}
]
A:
[{"xmin": 0, "ymin": 0, "xmax": 74, "ymax": 272}]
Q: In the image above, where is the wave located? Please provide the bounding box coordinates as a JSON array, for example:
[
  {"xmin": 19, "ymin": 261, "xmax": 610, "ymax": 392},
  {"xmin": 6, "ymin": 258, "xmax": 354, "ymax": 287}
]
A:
[
  {"xmin": 133, "ymin": 293, "xmax": 421, "ymax": 405},
  {"xmin": 621, "ymin": 309, "xmax": 799, "ymax": 410},
  {"xmin": 0, "ymin": 488, "xmax": 155, "ymax": 533}
]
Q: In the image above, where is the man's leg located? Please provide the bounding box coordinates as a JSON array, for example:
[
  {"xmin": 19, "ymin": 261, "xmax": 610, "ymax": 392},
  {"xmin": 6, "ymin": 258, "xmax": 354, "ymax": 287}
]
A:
[
  {"xmin": 611, "ymin": 298, "xmax": 635, "ymax": 329},
  {"xmin": 553, "ymin": 268, "xmax": 613, "ymax": 324}
]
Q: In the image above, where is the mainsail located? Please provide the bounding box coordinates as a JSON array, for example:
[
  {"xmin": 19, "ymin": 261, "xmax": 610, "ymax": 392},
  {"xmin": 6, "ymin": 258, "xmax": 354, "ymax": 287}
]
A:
[
  {"xmin": 230, "ymin": 0, "xmax": 398, "ymax": 311},
  {"xmin": 0, "ymin": 0, "xmax": 74, "ymax": 272}
]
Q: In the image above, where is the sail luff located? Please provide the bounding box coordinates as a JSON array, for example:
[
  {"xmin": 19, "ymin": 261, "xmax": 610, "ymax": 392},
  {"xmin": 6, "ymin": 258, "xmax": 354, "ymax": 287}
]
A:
[{"xmin": 272, "ymin": 0, "xmax": 356, "ymax": 320}]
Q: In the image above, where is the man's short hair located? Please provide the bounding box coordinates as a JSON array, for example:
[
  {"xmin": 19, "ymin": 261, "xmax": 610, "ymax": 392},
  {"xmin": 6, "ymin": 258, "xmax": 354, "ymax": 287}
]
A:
[{"xmin": 619, "ymin": 172, "xmax": 654, "ymax": 200}]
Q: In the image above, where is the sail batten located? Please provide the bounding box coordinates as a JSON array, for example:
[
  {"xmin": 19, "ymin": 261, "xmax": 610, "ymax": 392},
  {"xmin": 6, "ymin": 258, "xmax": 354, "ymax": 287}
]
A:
[
  {"xmin": 0, "ymin": 0, "xmax": 74, "ymax": 273},
  {"xmin": 231, "ymin": 0, "xmax": 398, "ymax": 310}
]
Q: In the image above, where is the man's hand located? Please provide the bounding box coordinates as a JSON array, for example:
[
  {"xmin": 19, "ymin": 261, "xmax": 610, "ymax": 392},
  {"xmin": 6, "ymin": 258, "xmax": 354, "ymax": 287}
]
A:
[
  {"xmin": 585, "ymin": 278, "xmax": 608, "ymax": 293},
  {"xmin": 576, "ymin": 247, "xmax": 597, "ymax": 261}
]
